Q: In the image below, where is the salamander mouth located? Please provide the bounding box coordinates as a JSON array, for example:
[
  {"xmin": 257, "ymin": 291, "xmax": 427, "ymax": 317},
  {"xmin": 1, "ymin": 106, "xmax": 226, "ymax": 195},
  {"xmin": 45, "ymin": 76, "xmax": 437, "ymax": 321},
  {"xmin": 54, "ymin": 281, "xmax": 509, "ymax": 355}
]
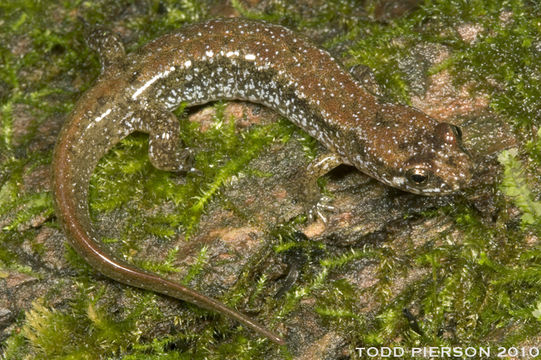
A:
[{"xmin": 389, "ymin": 171, "xmax": 470, "ymax": 195}]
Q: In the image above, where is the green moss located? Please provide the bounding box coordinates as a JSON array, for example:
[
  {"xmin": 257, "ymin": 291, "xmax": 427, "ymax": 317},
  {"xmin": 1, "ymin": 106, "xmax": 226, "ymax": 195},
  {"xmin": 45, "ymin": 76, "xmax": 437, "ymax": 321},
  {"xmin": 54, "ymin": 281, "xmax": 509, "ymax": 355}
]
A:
[
  {"xmin": 1, "ymin": 332, "xmax": 29, "ymax": 360},
  {"xmin": 499, "ymin": 148, "xmax": 541, "ymax": 228},
  {"xmin": 0, "ymin": 0, "xmax": 92, "ymax": 288},
  {"xmin": 270, "ymin": 225, "xmax": 362, "ymax": 327},
  {"xmin": 140, "ymin": 247, "xmax": 182, "ymax": 276},
  {"xmin": 224, "ymin": 1, "xmax": 541, "ymax": 353},
  {"xmin": 277, "ymin": 1, "xmax": 541, "ymax": 351},
  {"xmin": 3, "ymin": 0, "xmax": 541, "ymax": 358},
  {"xmin": 341, "ymin": 199, "xmax": 541, "ymax": 350},
  {"xmin": 180, "ymin": 246, "xmax": 208, "ymax": 285},
  {"xmin": 2, "ymin": 192, "xmax": 54, "ymax": 232},
  {"xmin": 10, "ymin": 287, "xmax": 163, "ymax": 359},
  {"xmin": 420, "ymin": 0, "xmax": 541, "ymax": 129},
  {"xmin": 90, "ymin": 103, "xmax": 296, "ymax": 242}
]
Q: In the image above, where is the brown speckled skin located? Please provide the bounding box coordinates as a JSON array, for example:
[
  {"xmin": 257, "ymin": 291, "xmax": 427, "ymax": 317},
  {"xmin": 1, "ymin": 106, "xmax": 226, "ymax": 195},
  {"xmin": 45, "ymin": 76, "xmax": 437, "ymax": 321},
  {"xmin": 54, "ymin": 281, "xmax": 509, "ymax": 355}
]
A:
[{"xmin": 52, "ymin": 18, "xmax": 472, "ymax": 345}]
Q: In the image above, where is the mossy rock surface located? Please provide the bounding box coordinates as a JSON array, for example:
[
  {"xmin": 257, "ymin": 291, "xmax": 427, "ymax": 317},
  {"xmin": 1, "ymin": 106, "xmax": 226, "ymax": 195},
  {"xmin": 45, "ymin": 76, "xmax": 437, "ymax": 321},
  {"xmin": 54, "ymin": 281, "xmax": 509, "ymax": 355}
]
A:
[{"xmin": 1, "ymin": 0, "xmax": 541, "ymax": 359}]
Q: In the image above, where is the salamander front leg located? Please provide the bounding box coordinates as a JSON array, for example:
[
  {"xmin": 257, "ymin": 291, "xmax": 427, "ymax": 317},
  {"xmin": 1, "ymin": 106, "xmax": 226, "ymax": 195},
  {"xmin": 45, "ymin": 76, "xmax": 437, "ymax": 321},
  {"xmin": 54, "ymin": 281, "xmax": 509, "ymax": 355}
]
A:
[
  {"xmin": 307, "ymin": 152, "xmax": 343, "ymax": 224},
  {"xmin": 307, "ymin": 152, "xmax": 344, "ymax": 178},
  {"xmin": 138, "ymin": 109, "xmax": 194, "ymax": 172},
  {"xmin": 288, "ymin": 152, "xmax": 343, "ymax": 223}
]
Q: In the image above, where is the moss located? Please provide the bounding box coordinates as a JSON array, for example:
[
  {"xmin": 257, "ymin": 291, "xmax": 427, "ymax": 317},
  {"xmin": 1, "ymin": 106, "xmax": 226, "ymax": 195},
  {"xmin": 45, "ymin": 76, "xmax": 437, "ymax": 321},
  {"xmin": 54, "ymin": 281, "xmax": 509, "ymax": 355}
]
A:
[
  {"xmin": 1, "ymin": 332, "xmax": 29, "ymax": 360},
  {"xmin": 10, "ymin": 288, "xmax": 163, "ymax": 359},
  {"xmin": 180, "ymin": 246, "xmax": 208, "ymax": 285},
  {"xmin": 347, "ymin": 196, "xmax": 541, "ymax": 350},
  {"xmin": 2, "ymin": 192, "xmax": 54, "ymax": 232},
  {"xmin": 3, "ymin": 0, "xmax": 541, "ymax": 358},
  {"xmin": 89, "ymin": 103, "xmax": 295, "ymax": 242},
  {"xmin": 499, "ymin": 148, "xmax": 541, "ymax": 228},
  {"xmin": 417, "ymin": 0, "xmax": 541, "ymax": 129},
  {"xmin": 227, "ymin": 0, "xmax": 541, "ymax": 354},
  {"xmin": 1, "ymin": 0, "xmax": 305, "ymax": 355},
  {"xmin": 270, "ymin": 224, "xmax": 366, "ymax": 332}
]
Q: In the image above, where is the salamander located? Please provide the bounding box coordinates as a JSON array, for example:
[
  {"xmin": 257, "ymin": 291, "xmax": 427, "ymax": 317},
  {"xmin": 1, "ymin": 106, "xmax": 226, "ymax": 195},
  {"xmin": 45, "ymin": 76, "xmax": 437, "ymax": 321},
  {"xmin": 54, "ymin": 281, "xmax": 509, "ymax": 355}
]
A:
[{"xmin": 52, "ymin": 17, "xmax": 473, "ymax": 346}]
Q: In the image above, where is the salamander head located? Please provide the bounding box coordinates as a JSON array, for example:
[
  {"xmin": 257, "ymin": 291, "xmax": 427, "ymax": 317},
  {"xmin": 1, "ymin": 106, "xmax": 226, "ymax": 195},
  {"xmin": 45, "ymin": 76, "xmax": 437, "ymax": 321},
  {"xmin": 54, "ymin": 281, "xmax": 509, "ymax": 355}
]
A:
[
  {"xmin": 352, "ymin": 104, "xmax": 473, "ymax": 195},
  {"xmin": 397, "ymin": 121, "xmax": 472, "ymax": 195}
]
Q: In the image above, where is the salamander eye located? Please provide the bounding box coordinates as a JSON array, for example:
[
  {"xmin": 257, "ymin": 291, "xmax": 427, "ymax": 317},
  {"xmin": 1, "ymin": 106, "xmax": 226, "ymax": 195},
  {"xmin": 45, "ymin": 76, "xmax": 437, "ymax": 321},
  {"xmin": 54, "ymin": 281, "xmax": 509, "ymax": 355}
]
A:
[{"xmin": 406, "ymin": 167, "xmax": 430, "ymax": 186}]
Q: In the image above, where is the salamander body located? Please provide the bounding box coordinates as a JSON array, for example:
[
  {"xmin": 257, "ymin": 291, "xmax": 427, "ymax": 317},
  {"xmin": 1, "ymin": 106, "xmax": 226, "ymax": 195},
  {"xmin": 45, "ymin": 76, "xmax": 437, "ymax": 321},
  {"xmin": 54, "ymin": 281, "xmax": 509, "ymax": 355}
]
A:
[{"xmin": 52, "ymin": 18, "xmax": 472, "ymax": 345}]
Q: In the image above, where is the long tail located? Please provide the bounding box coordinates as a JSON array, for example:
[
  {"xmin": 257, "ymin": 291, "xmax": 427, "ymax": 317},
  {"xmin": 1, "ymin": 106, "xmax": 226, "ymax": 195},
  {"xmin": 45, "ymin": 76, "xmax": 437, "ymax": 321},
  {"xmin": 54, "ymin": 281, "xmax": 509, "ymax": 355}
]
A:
[{"xmin": 52, "ymin": 129, "xmax": 285, "ymax": 346}]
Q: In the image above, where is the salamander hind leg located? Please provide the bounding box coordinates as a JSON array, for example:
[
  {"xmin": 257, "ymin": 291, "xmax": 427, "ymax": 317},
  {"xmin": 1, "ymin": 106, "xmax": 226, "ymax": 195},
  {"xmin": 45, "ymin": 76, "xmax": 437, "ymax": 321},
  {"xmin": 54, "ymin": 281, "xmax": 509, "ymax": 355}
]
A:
[
  {"xmin": 81, "ymin": 20, "xmax": 126, "ymax": 72},
  {"xmin": 137, "ymin": 108, "xmax": 194, "ymax": 172}
]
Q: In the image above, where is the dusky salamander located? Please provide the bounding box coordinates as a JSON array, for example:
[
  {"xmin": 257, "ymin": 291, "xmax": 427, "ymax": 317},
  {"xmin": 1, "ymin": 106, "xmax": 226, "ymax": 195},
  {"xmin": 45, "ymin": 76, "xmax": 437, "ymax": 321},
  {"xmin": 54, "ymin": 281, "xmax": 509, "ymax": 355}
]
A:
[{"xmin": 52, "ymin": 17, "xmax": 473, "ymax": 345}]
